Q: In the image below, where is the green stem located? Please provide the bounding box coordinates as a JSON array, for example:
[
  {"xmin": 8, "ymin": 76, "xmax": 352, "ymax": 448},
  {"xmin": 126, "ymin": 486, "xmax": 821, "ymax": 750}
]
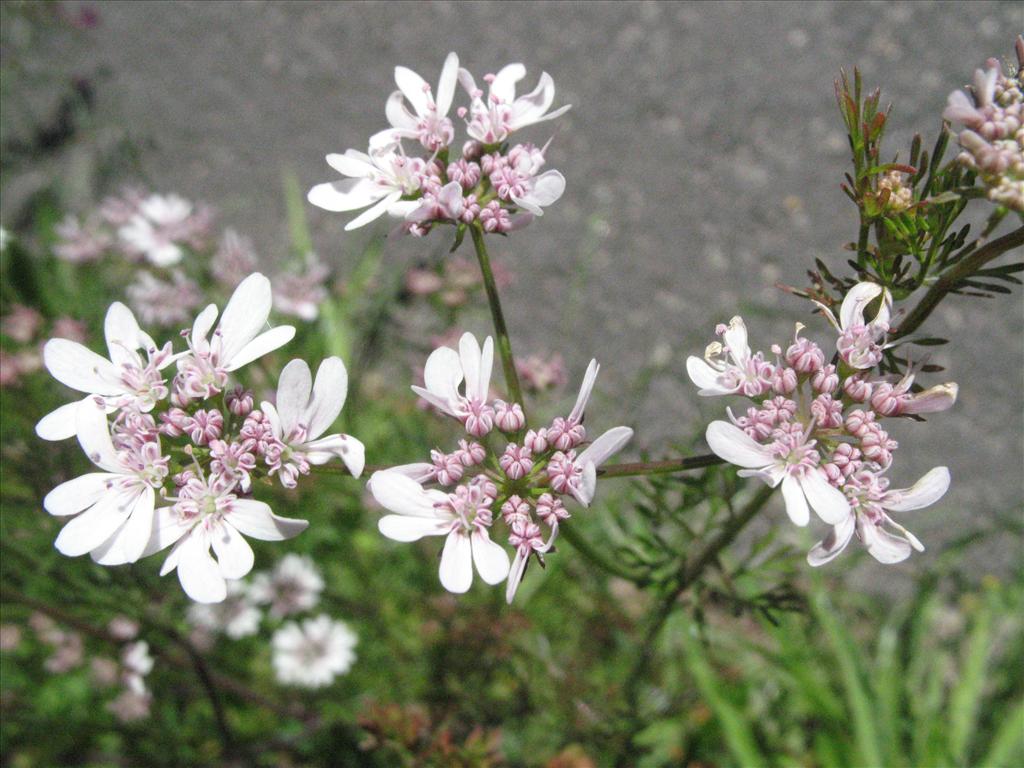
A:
[
  {"xmin": 598, "ymin": 454, "xmax": 723, "ymax": 478},
  {"xmin": 895, "ymin": 224, "xmax": 1024, "ymax": 340},
  {"xmin": 557, "ymin": 522, "xmax": 646, "ymax": 583},
  {"xmin": 469, "ymin": 224, "xmax": 525, "ymax": 409}
]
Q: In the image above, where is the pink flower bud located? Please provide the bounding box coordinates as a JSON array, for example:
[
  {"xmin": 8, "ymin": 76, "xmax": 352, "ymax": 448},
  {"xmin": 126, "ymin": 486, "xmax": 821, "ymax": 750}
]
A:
[
  {"xmin": 499, "ymin": 444, "xmax": 533, "ymax": 480},
  {"xmin": 524, "ymin": 428, "xmax": 549, "ymax": 453},
  {"xmin": 501, "ymin": 495, "xmax": 531, "ymax": 525},
  {"xmin": 430, "ymin": 449, "xmax": 464, "ymax": 486},
  {"xmin": 494, "ymin": 400, "xmax": 526, "ymax": 432},
  {"xmin": 535, "ymin": 493, "xmax": 569, "ymax": 526},
  {"xmin": 455, "ymin": 439, "xmax": 487, "ymax": 466},
  {"xmin": 844, "ymin": 375, "xmax": 873, "ymax": 402},
  {"xmin": 772, "ymin": 367, "xmax": 798, "ymax": 395},
  {"xmin": 225, "ymin": 385, "xmax": 254, "ymax": 417},
  {"xmin": 812, "ymin": 364, "xmax": 839, "ymax": 394}
]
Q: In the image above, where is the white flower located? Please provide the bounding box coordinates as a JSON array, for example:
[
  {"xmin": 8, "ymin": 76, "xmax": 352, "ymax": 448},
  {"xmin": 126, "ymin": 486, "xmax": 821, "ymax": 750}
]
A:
[
  {"xmin": 411, "ymin": 331, "xmax": 493, "ymax": 425},
  {"xmin": 564, "ymin": 426, "xmax": 635, "ymax": 507},
  {"xmin": 705, "ymin": 420, "xmax": 850, "ymax": 527},
  {"xmin": 36, "ymin": 302, "xmax": 174, "ymax": 441},
  {"xmin": 809, "ymin": 467, "xmax": 950, "ymax": 566},
  {"xmin": 458, "ymin": 63, "xmax": 571, "ymax": 144},
  {"xmin": 121, "ymin": 641, "xmax": 154, "ymax": 695},
  {"xmin": 117, "ymin": 194, "xmax": 193, "ymax": 267},
  {"xmin": 143, "ymin": 472, "xmax": 309, "ymax": 604},
  {"xmin": 175, "ymin": 273, "xmax": 296, "ymax": 400},
  {"xmin": 369, "ymin": 471, "xmax": 511, "ymax": 594},
  {"xmin": 261, "ymin": 357, "xmax": 365, "ymax": 487},
  {"xmin": 371, "ymin": 51, "xmax": 460, "ymax": 152},
  {"xmin": 272, "ymin": 615, "xmax": 357, "ymax": 688},
  {"xmin": 307, "ymin": 146, "xmax": 423, "ymax": 231},
  {"xmin": 815, "ymin": 282, "xmax": 893, "ymax": 370},
  {"xmin": 187, "ymin": 581, "xmax": 262, "ymax": 638},
  {"xmin": 250, "ymin": 553, "xmax": 324, "ymax": 618},
  {"xmin": 686, "ymin": 316, "xmax": 772, "ymax": 397},
  {"xmin": 43, "ymin": 402, "xmax": 167, "ymax": 565}
]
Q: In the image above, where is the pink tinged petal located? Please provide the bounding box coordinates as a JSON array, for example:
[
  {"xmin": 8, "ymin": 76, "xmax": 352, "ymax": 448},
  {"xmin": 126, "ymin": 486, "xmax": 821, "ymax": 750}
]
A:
[
  {"xmin": 54, "ymin": 490, "xmax": 136, "ymax": 557},
  {"xmin": 344, "ymin": 190, "xmax": 402, "ymax": 231},
  {"xmin": 90, "ymin": 487, "xmax": 156, "ymax": 565},
  {"xmin": 512, "ymin": 170, "xmax": 565, "ymax": 215},
  {"xmin": 261, "ymin": 401, "xmax": 282, "ymax": 437},
  {"xmin": 902, "ymin": 383, "xmax": 958, "ymax": 415},
  {"xmin": 303, "ymin": 434, "xmax": 365, "ymax": 478},
  {"xmin": 974, "ymin": 66, "xmax": 998, "ymax": 106},
  {"xmin": 457, "ymin": 68, "xmax": 478, "ymax": 97},
  {"xmin": 217, "ymin": 273, "xmax": 273, "ymax": 364},
  {"xmin": 44, "ymin": 472, "xmax": 115, "ymax": 516},
  {"xmin": 458, "ymin": 333, "xmax": 483, "ymax": 401},
  {"xmin": 368, "ymin": 471, "xmax": 443, "ymax": 517},
  {"xmin": 883, "ymin": 466, "xmax": 951, "ymax": 512},
  {"xmin": 103, "ymin": 302, "xmax": 145, "ymax": 366},
  {"xmin": 384, "ymin": 91, "xmax": 419, "ymax": 131},
  {"xmin": 177, "ymin": 531, "xmax": 228, "ymax": 603},
  {"xmin": 76, "ymin": 402, "xmax": 122, "ymax": 472},
  {"xmin": 576, "ymin": 426, "xmax": 634, "ymax": 470},
  {"xmin": 569, "ymin": 359, "xmax": 599, "ymax": 422},
  {"xmin": 394, "ymin": 65, "xmax": 431, "ymax": 116},
  {"xmin": 859, "ymin": 520, "xmax": 912, "ymax": 564},
  {"xmin": 275, "ymin": 359, "xmax": 313, "ymax": 438},
  {"xmin": 211, "ymin": 522, "xmax": 255, "ymax": 579},
  {"xmin": 839, "ymin": 282, "xmax": 883, "ymax": 330},
  {"xmin": 705, "ymin": 421, "xmax": 772, "ymax": 469},
  {"xmin": 378, "ymin": 514, "xmax": 451, "ymax": 542},
  {"xmin": 35, "ymin": 399, "xmax": 87, "ymax": 441},
  {"xmin": 410, "ymin": 386, "xmax": 458, "ymax": 416},
  {"xmin": 386, "ymin": 462, "xmax": 436, "ymax": 483},
  {"xmin": 885, "ymin": 516, "xmax": 925, "ymax": 552},
  {"xmin": 326, "ymin": 150, "xmax": 377, "ymax": 178},
  {"xmin": 226, "ymin": 326, "xmax": 296, "ymax": 371},
  {"xmin": 686, "ymin": 357, "xmax": 731, "ymax": 396},
  {"xmin": 224, "ymin": 499, "xmax": 308, "ymax": 541},
  {"xmin": 369, "ymin": 127, "xmax": 406, "ymax": 152},
  {"xmin": 722, "ymin": 317, "xmax": 749, "ymax": 365},
  {"xmin": 308, "ymin": 178, "xmax": 387, "ymax": 213},
  {"xmin": 439, "ymin": 531, "xmax": 473, "ymax": 594},
  {"xmin": 943, "ymin": 90, "xmax": 983, "ymax": 123},
  {"xmin": 471, "ymin": 529, "xmax": 510, "ymax": 585},
  {"xmin": 572, "ymin": 460, "xmax": 599, "ymax": 507},
  {"xmin": 43, "ymin": 339, "xmax": 120, "ymax": 395},
  {"xmin": 505, "ymin": 550, "xmax": 528, "ymax": 604},
  {"xmin": 305, "ymin": 357, "xmax": 348, "ymax": 439},
  {"xmin": 510, "ymin": 71, "xmax": 555, "ymax": 123},
  {"xmin": 799, "ymin": 469, "xmax": 851, "ymax": 525},
  {"xmin": 807, "ymin": 513, "xmax": 856, "ymax": 567},
  {"xmin": 435, "ymin": 52, "xmax": 459, "ymax": 116},
  {"xmin": 490, "ymin": 63, "xmax": 527, "ymax": 103},
  {"xmin": 780, "ymin": 474, "xmax": 810, "ymax": 527}
]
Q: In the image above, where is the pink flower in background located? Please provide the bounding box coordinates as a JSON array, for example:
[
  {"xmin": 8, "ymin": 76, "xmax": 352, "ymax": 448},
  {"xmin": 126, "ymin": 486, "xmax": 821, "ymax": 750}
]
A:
[{"xmin": 54, "ymin": 213, "xmax": 113, "ymax": 263}]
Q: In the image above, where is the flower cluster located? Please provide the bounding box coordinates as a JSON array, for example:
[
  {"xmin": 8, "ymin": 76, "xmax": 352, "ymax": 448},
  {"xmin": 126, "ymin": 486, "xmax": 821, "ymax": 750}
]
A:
[
  {"xmin": 0, "ymin": 303, "xmax": 86, "ymax": 389},
  {"xmin": 54, "ymin": 189, "xmax": 331, "ymax": 327},
  {"xmin": 688, "ymin": 282, "xmax": 957, "ymax": 565},
  {"xmin": 37, "ymin": 273, "xmax": 364, "ymax": 603},
  {"xmin": 943, "ymin": 37, "xmax": 1024, "ymax": 212},
  {"xmin": 370, "ymin": 332, "xmax": 632, "ymax": 602},
  {"xmin": 405, "ymin": 255, "xmax": 512, "ymax": 309},
  {"xmin": 308, "ymin": 52, "xmax": 570, "ymax": 234}
]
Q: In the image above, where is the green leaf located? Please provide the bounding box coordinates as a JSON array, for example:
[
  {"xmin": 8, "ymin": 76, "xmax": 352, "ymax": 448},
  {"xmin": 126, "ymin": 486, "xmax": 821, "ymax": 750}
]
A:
[
  {"xmin": 979, "ymin": 699, "xmax": 1024, "ymax": 767},
  {"xmin": 949, "ymin": 599, "xmax": 994, "ymax": 763}
]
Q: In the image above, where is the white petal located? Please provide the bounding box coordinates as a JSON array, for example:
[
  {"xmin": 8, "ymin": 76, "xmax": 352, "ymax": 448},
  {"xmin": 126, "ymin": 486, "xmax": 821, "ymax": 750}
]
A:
[
  {"xmin": 512, "ymin": 170, "xmax": 565, "ymax": 215},
  {"xmin": 705, "ymin": 421, "xmax": 772, "ymax": 469},
  {"xmin": 54, "ymin": 490, "xmax": 135, "ymax": 557},
  {"xmin": 505, "ymin": 550, "xmax": 528, "ymax": 604},
  {"xmin": 42, "ymin": 339, "xmax": 119, "ymax": 395},
  {"xmin": 435, "ymin": 52, "xmax": 459, "ymax": 116},
  {"xmin": 384, "ymin": 91, "xmax": 419, "ymax": 131},
  {"xmin": 883, "ymin": 467, "xmax": 950, "ymax": 512},
  {"xmin": 141, "ymin": 507, "xmax": 192, "ymax": 559},
  {"xmin": 44, "ymin": 472, "xmax": 113, "ymax": 516},
  {"xmin": 308, "ymin": 178, "xmax": 386, "ymax": 213},
  {"xmin": 839, "ymin": 282, "xmax": 883, "ymax": 330},
  {"xmin": 303, "ymin": 434, "xmax": 365, "ymax": 478},
  {"xmin": 686, "ymin": 357, "xmax": 732, "ymax": 396},
  {"xmin": 410, "ymin": 386, "xmax": 458, "ymax": 416},
  {"xmin": 807, "ymin": 513, "xmax": 856, "ymax": 567},
  {"xmin": 191, "ymin": 304, "xmax": 219, "ymax": 348},
  {"xmin": 325, "ymin": 150, "xmax": 376, "ymax": 178},
  {"xmin": 75, "ymin": 401, "xmax": 122, "ymax": 472},
  {"xmin": 780, "ymin": 474, "xmax": 810, "ymax": 527},
  {"xmin": 509, "ymin": 71, "xmax": 555, "ymax": 124},
  {"xmin": 275, "ymin": 359, "xmax": 313, "ymax": 438},
  {"xmin": 224, "ymin": 499, "xmax": 308, "ymax": 541},
  {"xmin": 368, "ymin": 471, "xmax": 443, "ymax": 517},
  {"xmin": 489, "ymin": 63, "xmax": 526, "ymax": 103},
  {"xmin": 177, "ymin": 531, "xmax": 228, "ymax": 603},
  {"xmin": 576, "ymin": 426, "xmax": 633, "ymax": 470},
  {"xmin": 568, "ymin": 359, "xmax": 599, "ymax": 422},
  {"xmin": 394, "ymin": 64, "xmax": 431, "ymax": 116},
  {"xmin": 211, "ymin": 522, "xmax": 256, "ymax": 579},
  {"xmin": 422, "ymin": 344, "xmax": 463, "ymax": 407},
  {"xmin": 35, "ymin": 400, "xmax": 86, "ymax": 441},
  {"xmin": 378, "ymin": 514, "xmax": 451, "ymax": 542},
  {"xmin": 90, "ymin": 487, "xmax": 156, "ymax": 565},
  {"xmin": 859, "ymin": 520, "xmax": 912, "ymax": 564},
  {"xmin": 217, "ymin": 273, "xmax": 273, "ymax": 365},
  {"xmin": 576, "ymin": 460, "xmax": 598, "ymax": 507},
  {"xmin": 103, "ymin": 302, "xmax": 144, "ymax": 366},
  {"xmin": 305, "ymin": 356, "xmax": 348, "ymax": 439},
  {"xmin": 902, "ymin": 383, "xmax": 958, "ymax": 415},
  {"xmin": 385, "ymin": 462, "xmax": 436, "ymax": 483},
  {"xmin": 439, "ymin": 531, "xmax": 473, "ymax": 593},
  {"xmin": 344, "ymin": 190, "xmax": 401, "ymax": 231},
  {"xmin": 799, "ymin": 470, "xmax": 851, "ymax": 525},
  {"xmin": 471, "ymin": 529, "xmax": 511, "ymax": 585},
  {"xmin": 226, "ymin": 325, "xmax": 296, "ymax": 371},
  {"xmin": 458, "ymin": 333, "xmax": 483, "ymax": 401}
]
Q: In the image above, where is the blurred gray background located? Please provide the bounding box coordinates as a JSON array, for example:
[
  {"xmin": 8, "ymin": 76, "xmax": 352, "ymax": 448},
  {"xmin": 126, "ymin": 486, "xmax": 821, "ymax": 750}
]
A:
[{"xmin": 3, "ymin": 1, "xmax": 1022, "ymax": 582}]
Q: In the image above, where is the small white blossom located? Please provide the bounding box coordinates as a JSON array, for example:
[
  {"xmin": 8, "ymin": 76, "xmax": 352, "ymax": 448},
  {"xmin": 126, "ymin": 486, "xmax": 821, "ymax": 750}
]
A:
[
  {"xmin": 272, "ymin": 615, "xmax": 357, "ymax": 688},
  {"xmin": 187, "ymin": 581, "xmax": 262, "ymax": 638},
  {"xmin": 250, "ymin": 554, "xmax": 324, "ymax": 618}
]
